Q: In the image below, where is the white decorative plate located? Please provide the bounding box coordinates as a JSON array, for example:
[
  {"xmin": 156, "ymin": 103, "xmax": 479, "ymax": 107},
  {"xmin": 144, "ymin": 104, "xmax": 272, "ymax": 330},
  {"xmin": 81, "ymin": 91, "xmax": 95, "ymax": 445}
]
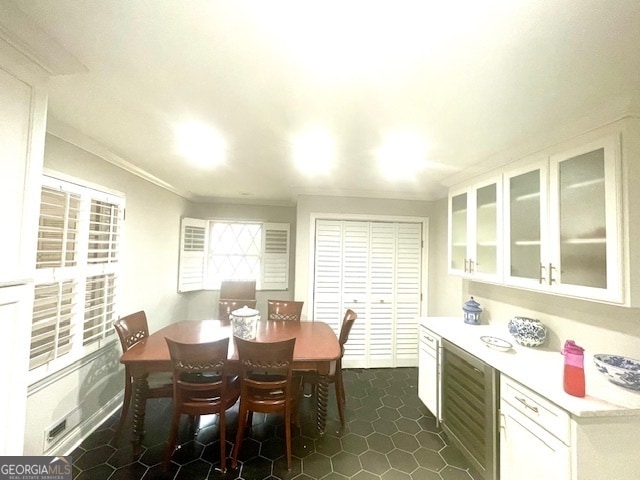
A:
[{"xmin": 480, "ymin": 336, "xmax": 513, "ymax": 352}]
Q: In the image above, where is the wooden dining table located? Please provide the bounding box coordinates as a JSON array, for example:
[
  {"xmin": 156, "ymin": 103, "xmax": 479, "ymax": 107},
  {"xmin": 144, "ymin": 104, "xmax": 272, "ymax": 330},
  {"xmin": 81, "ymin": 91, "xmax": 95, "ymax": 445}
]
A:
[{"xmin": 119, "ymin": 319, "xmax": 341, "ymax": 452}]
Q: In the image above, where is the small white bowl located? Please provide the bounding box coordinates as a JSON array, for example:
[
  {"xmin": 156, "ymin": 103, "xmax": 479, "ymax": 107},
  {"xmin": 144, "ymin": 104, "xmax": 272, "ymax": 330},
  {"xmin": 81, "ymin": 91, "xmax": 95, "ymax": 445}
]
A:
[{"xmin": 480, "ymin": 336, "xmax": 513, "ymax": 352}]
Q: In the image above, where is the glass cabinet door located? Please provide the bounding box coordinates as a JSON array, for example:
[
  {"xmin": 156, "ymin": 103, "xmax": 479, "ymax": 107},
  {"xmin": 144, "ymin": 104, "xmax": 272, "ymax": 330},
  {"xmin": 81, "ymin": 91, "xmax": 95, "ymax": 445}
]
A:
[
  {"xmin": 548, "ymin": 135, "xmax": 622, "ymax": 302},
  {"xmin": 449, "ymin": 192, "xmax": 468, "ymax": 273},
  {"xmin": 508, "ymin": 169, "xmax": 542, "ymax": 282},
  {"xmin": 555, "ymin": 148, "xmax": 607, "ymax": 288},
  {"xmin": 475, "ymin": 183, "xmax": 498, "ymax": 276}
]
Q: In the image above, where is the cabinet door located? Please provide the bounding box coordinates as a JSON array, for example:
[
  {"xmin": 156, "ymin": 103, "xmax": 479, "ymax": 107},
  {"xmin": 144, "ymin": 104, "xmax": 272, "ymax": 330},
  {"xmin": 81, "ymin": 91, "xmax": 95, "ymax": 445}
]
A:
[
  {"xmin": 449, "ymin": 177, "xmax": 502, "ymax": 281},
  {"xmin": 0, "ymin": 284, "xmax": 32, "ymax": 455},
  {"xmin": 500, "ymin": 402, "xmax": 571, "ymax": 480},
  {"xmin": 0, "ymin": 68, "xmax": 37, "ymax": 283},
  {"xmin": 504, "ymin": 159, "xmax": 550, "ymax": 288},
  {"xmin": 473, "ymin": 179, "xmax": 502, "ymax": 281},
  {"xmin": 418, "ymin": 326, "xmax": 439, "ymax": 421},
  {"xmin": 548, "ymin": 136, "xmax": 622, "ymax": 302},
  {"xmin": 449, "ymin": 191, "xmax": 469, "ymax": 275}
]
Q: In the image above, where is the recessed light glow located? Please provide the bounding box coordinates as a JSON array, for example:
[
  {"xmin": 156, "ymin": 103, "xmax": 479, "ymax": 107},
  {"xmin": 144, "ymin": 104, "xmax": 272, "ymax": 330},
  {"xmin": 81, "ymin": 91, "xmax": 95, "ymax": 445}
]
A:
[
  {"xmin": 292, "ymin": 128, "xmax": 335, "ymax": 175},
  {"xmin": 175, "ymin": 121, "xmax": 226, "ymax": 167},
  {"xmin": 376, "ymin": 131, "xmax": 428, "ymax": 180}
]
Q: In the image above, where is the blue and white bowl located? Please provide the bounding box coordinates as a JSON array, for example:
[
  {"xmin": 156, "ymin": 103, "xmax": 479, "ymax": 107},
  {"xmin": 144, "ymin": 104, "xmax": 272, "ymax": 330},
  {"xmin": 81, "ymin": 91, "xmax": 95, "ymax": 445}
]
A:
[
  {"xmin": 507, "ymin": 316, "xmax": 547, "ymax": 347},
  {"xmin": 593, "ymin": 354, "xmax": 640, "ymax": 391}
]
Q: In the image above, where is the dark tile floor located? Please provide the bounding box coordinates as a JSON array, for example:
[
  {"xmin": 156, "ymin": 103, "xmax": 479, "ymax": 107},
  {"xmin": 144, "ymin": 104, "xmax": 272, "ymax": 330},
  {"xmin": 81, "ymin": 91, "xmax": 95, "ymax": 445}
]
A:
[{"xmin": 71, "ymin": 368, "xmax": 481, "ymax": 480}]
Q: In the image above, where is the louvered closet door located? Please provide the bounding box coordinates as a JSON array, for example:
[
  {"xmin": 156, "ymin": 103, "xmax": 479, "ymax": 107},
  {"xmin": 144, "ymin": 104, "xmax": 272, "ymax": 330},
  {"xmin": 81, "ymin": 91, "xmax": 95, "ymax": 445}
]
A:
[
  {"xmin": 368, "ymin": 222, "xmax": 395, "ymax": 367},
  {"xmin": 395, "ymin": 223, "xmax": 422, "ymax": 366},
  {"xmin": 341, "ymin": 222, "xmax": 369, "ymax": 368},
  {"xmin": 313, "ymin": 221, "xmax": 343, "ymax": 332},
  {"xmin": 313, "ymin": 219, "xmax": 423, "ymax": 368}
]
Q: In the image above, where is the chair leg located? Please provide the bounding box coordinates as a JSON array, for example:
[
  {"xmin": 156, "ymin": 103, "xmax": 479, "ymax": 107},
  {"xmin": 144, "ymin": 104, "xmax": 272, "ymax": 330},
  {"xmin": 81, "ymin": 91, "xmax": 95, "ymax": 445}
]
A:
[
  {"xmin": 231, "ymin": 404, "xmax": 248, "ymax": 469},
  {"xmin": 163, "ymin": 410, "xmax": 181, "ymax": 472},
  {"xmin": 219, "ymin": 411, "xmax": 227, "ymax": 473},
  {"xmin": 113, "ymin": 375, "xmax": 132, "ymax": 444},
  {"xmin": 335, "ymin": 369, "xmax": 346, "ymax": 427},
  {"xmin": 285, "ymin": 404, "xmax": 292, "ymax": 470}
]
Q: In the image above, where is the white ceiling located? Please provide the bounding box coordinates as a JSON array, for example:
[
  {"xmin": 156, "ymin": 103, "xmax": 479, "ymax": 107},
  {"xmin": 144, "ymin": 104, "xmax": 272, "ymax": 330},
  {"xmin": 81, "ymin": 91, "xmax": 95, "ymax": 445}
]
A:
[{"xmin": 9, "ymin": 0, "xmax": 640, "ymax": 205}]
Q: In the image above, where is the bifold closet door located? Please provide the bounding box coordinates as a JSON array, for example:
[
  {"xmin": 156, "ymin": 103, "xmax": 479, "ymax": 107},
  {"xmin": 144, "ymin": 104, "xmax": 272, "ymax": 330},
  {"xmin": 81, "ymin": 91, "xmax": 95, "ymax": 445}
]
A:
[{"xmin": 313, "ymin": 219, "xmax": 422, "ymax": 368}]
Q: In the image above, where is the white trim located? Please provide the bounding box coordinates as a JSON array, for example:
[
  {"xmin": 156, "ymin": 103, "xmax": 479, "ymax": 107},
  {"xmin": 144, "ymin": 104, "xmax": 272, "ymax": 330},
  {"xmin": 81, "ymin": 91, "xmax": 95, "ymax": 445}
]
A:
[
  {"xmin": 0, "ymin": 2, "xmax": 87, "ymax": 77},
  {"xmin": 46, "ymin": 118, "xmax": 195, "ymax": 200}
]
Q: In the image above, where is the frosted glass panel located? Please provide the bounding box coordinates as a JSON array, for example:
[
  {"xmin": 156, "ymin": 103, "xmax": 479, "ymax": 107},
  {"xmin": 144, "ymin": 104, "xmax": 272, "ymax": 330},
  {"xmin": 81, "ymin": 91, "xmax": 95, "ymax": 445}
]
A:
[
  {"xmin": 559, "ymin": 149, "xmax": 606, "ymax": 288},
  {"xmin": 475, "ymin": 184, "xmax": 497, "ymax": 274},
  {"xmin": 451, "ymin": 193, "xmax": 467, "ymax": 271},
  {"xmin": 510, "ymin": 170, "xmax": 541, "ymax": 280}
]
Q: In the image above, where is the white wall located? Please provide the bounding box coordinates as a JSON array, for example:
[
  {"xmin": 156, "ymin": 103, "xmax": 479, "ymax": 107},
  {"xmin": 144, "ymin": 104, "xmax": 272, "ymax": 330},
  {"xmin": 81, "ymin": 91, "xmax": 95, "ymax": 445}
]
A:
[
  {"xmin": 465, "ymin": 281, "xmax": 640, "ymax": 358},
  {"xmin": 24, "ymin": 134, "xmax": 191, "ymax": 455}
]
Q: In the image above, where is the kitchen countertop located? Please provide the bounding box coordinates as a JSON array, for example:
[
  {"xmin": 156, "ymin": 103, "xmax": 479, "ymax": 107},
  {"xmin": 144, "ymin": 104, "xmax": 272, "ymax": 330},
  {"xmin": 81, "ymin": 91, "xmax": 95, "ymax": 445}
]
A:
[{"xmin": 421, "ymin": 316, "xmax": 640, "ymax": 418}]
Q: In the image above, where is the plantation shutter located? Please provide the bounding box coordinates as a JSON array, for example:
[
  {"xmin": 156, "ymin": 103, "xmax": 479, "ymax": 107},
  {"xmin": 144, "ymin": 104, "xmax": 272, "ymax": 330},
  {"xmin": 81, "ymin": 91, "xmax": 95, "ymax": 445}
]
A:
[
  {"xmin": 30, "ymin": 281, "xmax": 76, "ymax": 369},
  {"xmin": 261, "ymin": 223, "xmax": 290, "ymax": 290},
  {"xmin": 36, "ymin": 186, "xmax": 80, "ymax": 269},
  {"xmin": 178, "ymin": 217, "xmax": 207, "ymax": 292}
]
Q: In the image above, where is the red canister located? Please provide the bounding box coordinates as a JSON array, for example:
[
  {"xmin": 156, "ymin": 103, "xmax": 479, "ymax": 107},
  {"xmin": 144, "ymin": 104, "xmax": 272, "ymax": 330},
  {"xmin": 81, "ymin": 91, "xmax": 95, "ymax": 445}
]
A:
[{"xmin": 561, "ymin": 340, "xmax": 585, "ymax": 397}]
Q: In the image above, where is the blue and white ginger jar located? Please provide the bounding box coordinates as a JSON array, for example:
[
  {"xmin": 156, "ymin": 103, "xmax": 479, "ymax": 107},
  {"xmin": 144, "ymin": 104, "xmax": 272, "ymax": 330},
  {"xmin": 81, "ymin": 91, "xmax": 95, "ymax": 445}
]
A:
[{"xmin": 508, "ymin": 316, "xmax": 547, "ymax": 347}]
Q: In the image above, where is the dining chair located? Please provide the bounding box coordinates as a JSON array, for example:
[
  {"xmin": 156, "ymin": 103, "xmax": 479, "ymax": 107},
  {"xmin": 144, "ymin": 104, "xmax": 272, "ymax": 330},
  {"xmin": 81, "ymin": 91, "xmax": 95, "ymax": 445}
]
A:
[
  {"xmin": 267, "ymin": 300, "xmax": 304, "ymax": 321},
  {"xmin": 113, "ymin": 311, "xmax": 173, "ymax": 444},
  {"xmin": 218, "ymin": 299, "xmax": 257, "ymax": 321},
  {"xmin": 164, "ymin": 337, "xmax": 240, "ymax": 473},
  {"xmin": 305, "ymin": 309, "xmax": 358, "ymax": 427},
  {"xmin": 231, "ymin": 336, "xmax": 300, "ymax": 471},
  {"xmin": 219, "ymin": 279, "xmax": 256, "ymax": 301}
]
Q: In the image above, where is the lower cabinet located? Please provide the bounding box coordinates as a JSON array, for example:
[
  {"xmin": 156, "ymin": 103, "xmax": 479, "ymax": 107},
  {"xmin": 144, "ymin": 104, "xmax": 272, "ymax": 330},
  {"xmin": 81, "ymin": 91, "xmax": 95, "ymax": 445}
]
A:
[
  {"xmin": 500, "ymin": 374, "xmax": 640, "ymax": 480},
  {"xmin": 417, "ymin": 325, "xmax": 440, "ymax": 421},
  {"xmin": 500, "ymin": 376, "xmax": 570, "ymax": 480}
]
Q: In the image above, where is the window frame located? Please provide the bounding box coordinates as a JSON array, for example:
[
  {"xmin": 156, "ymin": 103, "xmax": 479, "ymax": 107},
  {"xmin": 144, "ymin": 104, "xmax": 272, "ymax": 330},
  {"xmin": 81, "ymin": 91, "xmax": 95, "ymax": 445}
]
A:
[
  {"xmin": 29, "ymin": 172, "xmax": 124, "ymax": 384},
  {"xmin": 177, "ymin": 217, "xmax": 290, "ymax": 293}
]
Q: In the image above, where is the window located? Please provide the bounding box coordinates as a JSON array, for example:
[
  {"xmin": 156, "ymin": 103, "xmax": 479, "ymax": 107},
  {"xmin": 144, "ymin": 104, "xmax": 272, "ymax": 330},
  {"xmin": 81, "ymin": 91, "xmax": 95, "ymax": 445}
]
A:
[
  {"xmin": 178, "ymin": 218, "xmax": 289, "ymax": 292},
  {"xmin": 30, "ymin": 174, "xmax": 123, "ymax": 381}
]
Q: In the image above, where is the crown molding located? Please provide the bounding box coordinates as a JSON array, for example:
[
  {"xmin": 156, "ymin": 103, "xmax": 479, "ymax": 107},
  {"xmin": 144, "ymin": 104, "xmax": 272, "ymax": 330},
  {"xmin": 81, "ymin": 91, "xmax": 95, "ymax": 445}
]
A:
[
  {"xmin": 46, "ymin": 117, "xmax": 197, "ymax": 201},
  {"xmin": 441, "ymin": 101, "xmax": 640, "ymax": 188},
  {"xmin": 0, "ymin": 1, "xmax": 87, "ymax": 76}
]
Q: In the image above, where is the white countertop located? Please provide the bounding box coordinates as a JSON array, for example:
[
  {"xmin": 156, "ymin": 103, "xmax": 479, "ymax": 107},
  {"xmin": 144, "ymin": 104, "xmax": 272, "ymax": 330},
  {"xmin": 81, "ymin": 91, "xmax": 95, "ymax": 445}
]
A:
[{"xmin": 421, "ymin": 316, "xmax": 640, "ymax": 418}]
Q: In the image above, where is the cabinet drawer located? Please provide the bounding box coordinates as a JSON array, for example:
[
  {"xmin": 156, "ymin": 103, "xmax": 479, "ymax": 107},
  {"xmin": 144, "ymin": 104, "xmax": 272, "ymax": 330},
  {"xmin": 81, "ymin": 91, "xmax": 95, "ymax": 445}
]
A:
[
  {"xmin": 500, "ymin": 375, "xmax": 570, "ymax": 445},
  {"xmin": 419, "ymin": 325, "xmax": 439, "ymax": 353}
]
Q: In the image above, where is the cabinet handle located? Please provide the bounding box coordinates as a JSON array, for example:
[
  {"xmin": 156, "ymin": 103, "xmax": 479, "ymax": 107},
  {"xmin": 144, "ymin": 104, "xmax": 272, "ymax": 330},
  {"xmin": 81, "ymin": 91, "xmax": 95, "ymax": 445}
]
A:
[
  {"xmin": 515, "ymin": 396, "xmax": 539, "ymax": 413},
  {"xmin": 549, "ymin": 263, "xmax": 556, "ymax": 285},
  {"xmin": 539, "ymin": 263, "xmax": 546, "ymax": 284},
  {"xmin": 468, "ymin": 259, "xmax": 475, "ymax": 274},
  {"xmin": 464, "ymin": 258, "xmax": 468, "ymax": 273}
]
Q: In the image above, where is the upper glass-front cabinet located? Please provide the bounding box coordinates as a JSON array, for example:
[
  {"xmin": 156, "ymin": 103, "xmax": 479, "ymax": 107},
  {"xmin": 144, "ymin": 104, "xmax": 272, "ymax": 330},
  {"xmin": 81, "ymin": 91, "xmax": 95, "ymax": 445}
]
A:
[
  {"xmin": 548, "ymin": 136, "xmax": 622, "ymax": 301},
  {"xmin": 449, "ymin": 192, "xmax": 468, "ymax": 274},
  {"xmin": 504, "ymin": 159, "xmax": 548, "ymax": 287},
  {"xmin": 502, "ymin": 135, "xmax": 622, "ymax": 302},
  {"xmin": 448, "ymin": 176, "xmax": 502, "ymax": 282}
]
